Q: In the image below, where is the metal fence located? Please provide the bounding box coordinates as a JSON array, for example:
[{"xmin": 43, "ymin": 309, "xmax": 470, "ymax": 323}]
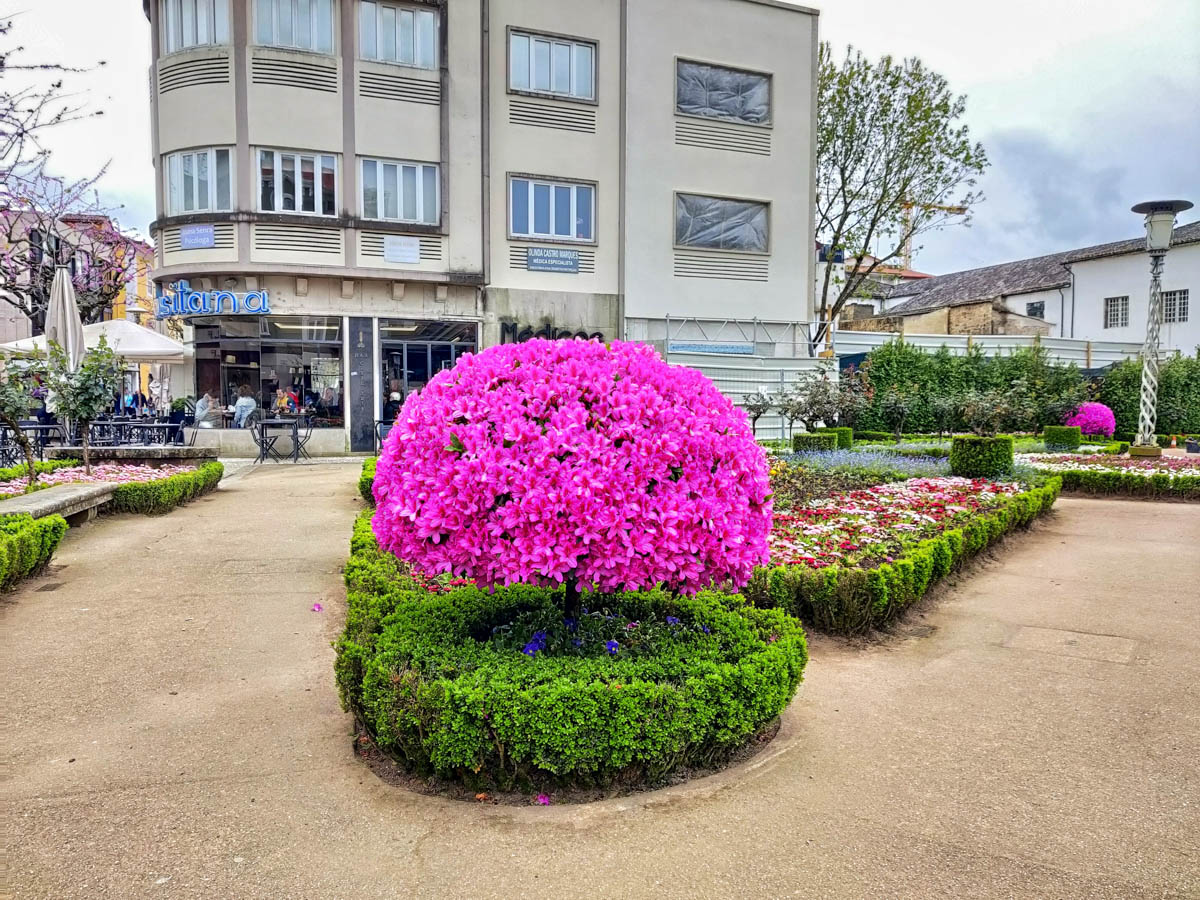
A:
[{"xmin": 833, "ymin": 331, "xmax": 1144, "ymax": 368}]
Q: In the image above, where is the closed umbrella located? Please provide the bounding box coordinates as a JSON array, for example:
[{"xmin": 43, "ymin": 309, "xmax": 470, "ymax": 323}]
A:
[{"xmin": 44, "ymin": 266, "xmax": 86, "ymax": 371}]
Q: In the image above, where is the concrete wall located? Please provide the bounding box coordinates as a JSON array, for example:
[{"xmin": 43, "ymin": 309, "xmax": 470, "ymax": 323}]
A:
[
  {"xmin": 1001, "ymin": 287, "xmax": 1066, "ymax": 336},
  {"xmin": 1068, "ymin": 243, "xmax": 1199, "ymax": 355},
  {"xmin": 623, "ymin": 0, "xmax": 817, "ymax": 323}
]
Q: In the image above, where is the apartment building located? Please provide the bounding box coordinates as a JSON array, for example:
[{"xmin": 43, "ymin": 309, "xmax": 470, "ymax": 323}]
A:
[{"xmin": 144, "ymin": 0, "xmax": 818, "ymax": 451}]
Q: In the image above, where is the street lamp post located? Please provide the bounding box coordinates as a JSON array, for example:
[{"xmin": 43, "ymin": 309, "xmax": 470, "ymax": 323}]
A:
[{"xmin": 1129, "ymin": 199, "xmax": 1193, "ymax": 458}]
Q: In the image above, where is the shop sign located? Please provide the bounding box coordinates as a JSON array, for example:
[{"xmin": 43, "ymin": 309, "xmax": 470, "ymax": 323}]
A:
[
  {"xmin": 668, "ymin": 341, "xmax": 756, "ymax": 355},
  {"xmin": 155, "ymin": 282, "xmax": 271, "ymax": 318},
  {"xmin": 526, "ymin": 247, "xmax": 579, "ymax": 273},
  {"xmin": 500, "ymin": 321, "xmax": 603, "ymax": 344},
  {"xmin": 384, "ymin": 235, "xmax": 421, "ymax": 264},
  {"xmin": 179, "ymin": 224, "xmax": 216, "ymax": 250}
]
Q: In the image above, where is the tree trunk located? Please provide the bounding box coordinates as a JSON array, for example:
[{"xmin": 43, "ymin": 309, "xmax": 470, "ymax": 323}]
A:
[
  {"xmin": 563, "ymin": 579, "xmax": 582, "ymax": 622},
  {"xmin": 0, "ymin": 415, "xmax": 38, "ymax": 490},
  {"xmin": 82, "ymin": 426, "xmax": 91, "ymax": 476}
]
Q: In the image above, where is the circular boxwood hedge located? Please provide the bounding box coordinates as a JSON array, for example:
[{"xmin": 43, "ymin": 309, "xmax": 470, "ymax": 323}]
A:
[{"xmin": 336, "ymin": 582, "xmax": 807, "ymax": 790}]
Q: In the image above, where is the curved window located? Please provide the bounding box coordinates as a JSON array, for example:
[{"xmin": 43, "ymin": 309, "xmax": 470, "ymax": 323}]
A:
[
  {"xmin": 360, "ymin": 158, "xmax": 439, "ymax": 224},
  {"xmin": 161, "ymin": 0, "xmax": 230, "ymax": 53},
  {"xmin": 360, "ymin": 2, "xmax": 437, "ymax": 69},
  {"xmin": 165, "ymin": 148, "xmax": 234, "ymax": 215},
  {"xmin": 255, "ymin": 0, "xmax": 334, "ymax": 54}
]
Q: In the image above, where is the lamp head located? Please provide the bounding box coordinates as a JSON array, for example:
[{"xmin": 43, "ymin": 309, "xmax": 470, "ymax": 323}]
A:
[{"xmin": 1131, "ymin": 200, "xmax": 1193, "ymax": 252}]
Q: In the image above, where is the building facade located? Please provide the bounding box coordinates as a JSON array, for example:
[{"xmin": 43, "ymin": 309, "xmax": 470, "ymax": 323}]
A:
[{"xmin": 143, "ymin": 0, "xmax": 818, "ymax": 452}]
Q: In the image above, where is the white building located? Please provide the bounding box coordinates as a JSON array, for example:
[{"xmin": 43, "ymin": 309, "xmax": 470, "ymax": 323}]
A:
[
  {"xmin": 142, "ymin": 0, "xmax": 818, "ymax": 452},
  {"xmin": 879, "ymin": 220, "xmax": 1199, "ymax": 354}
]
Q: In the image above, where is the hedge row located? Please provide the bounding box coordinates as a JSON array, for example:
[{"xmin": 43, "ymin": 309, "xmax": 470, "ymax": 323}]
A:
[
  {"xmin": 744, "ymin": 477, "xmax": 1061, "ymax": 634},
  {"xmin": 336, "ymin": 511, "xmax": 809, "ymax": 789},
  {"xmin": 0, "ymin": 460, "xmax": 79, "ymax": 484},
  {"xmin": 949, "ymin": 435, "xmax": 1015, "ymax": 477},
  {"xmin": 813, "ymin": 426, "xmax": 854, "ymax": 449},
  {"xmin": 0, "ymin": 513, "xmax": 68, "ymax": 589},
  {"xmin": 359, "ymin": 457, "xmax": 377, "ymax": 505},
  {"xmin": 106, "ymin": 462, "xmax": 224, "ymax": 515},
  {"xmin": 1042, "ymin": 425, "xmax": 1082, "ymax": 451},
  {"xmin": 1053, "ymin": 469, "xmax": 1200, "ymax": 500},
  {"xmin": 792, "ymin": 432, "xmax": 838, "ymax": 452}
]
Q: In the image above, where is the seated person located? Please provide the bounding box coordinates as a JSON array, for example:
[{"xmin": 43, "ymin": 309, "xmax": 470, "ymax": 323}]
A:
[
  {"xmin": 232, "ymin": 385, "xmax": 257, "ymax": 427},
  {"xmin": 382, "ymin": 391, "xmax": 404, "ymax": 422},
  {"xmin": 194, "ymin": 392, "xmax": 223, "ymax": 428},
  {"xmin": 272, "ymin": 387, "xmax": 296, "ymax": 414}
]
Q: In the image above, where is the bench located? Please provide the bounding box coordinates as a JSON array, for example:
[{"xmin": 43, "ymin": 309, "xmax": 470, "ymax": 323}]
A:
[{"xmin": 0, "ymin": 483, "xmax": 117, "ymax": 526}]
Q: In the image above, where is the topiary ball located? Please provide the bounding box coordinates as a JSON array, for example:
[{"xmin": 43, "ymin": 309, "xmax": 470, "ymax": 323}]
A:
[
  {"xmin": 372, "ymin": 339, "xmax": 772, "ymax": 593},
  {"xmin": 1065, "ymin": 402, "xmax": 1116, "ymax": 438}
]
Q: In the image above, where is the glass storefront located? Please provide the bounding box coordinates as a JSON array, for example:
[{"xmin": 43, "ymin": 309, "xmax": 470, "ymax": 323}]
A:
[
  {"xmin": 379, "ymin": 319, "xmax": 477, "ymax": 398},
  {"xmin": 193, "ymin": 315, "xmax": 345, "ymax": 427}
]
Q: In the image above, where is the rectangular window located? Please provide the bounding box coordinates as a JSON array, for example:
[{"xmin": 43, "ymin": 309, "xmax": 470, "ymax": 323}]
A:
[
  {"xmin": 1163, "ymin": 289, "xmax": 1189, "ymax": 324},
  {"xmin": 255, "ymin": 0, "xmax": 334, "ymax": 53},
  {"xmin": 509, "ymin": 31, "xmax": 595, "ymax": 101},
  {"xmin": 509, "ymin": 177, "xmax": 595, "ymax": 242},
  {"xmin": 676, "ymin": 59, "xmax": 771, "ymax": 125},
  {"xmin": 675, "ymin": 193, "xmax": 769, "ymax": 252},
  {"xmin": 359, "ymin": 158, "xmax": 439, "ymax": 224},
  {"xmin": 165, "ymin": 147, "xmax": 234, "ymax": 215},
  {"xmin": 257, "ymin": 148, "xmax": 338, "ymax": 216},
  {"xmin": 1025, "ymin": 301, "xmax": 1045, "ymax": 319},
  {"xmin": 1104, "ymin": 296, "xmax": 1129, "ymax": 329},
  {"xmin": 161, "ymin": 0, "xmax": 230, "ymax": 53},
  {"xmin": 360, "ymin": 2, "xmax": 438, "ymax": 69}
]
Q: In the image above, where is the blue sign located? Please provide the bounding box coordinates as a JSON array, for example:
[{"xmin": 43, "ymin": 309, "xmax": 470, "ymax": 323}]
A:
[
  {"xmin": 179, "ymin": 224, "xmax": 216, "ymax": 250},
  {"xmin": 668, "ymin": 341, "xmax": 756, "ymax": 356},
  {"xmin": 156, "ymin": 282, "xmax": 270, "ymax": 318},
  {"xmin": 526, "ymin": 247, "xmax": 579, "ymax": 273}
]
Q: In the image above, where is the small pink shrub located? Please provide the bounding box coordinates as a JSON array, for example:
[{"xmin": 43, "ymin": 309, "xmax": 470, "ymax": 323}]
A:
[
  {"xmin": 372, "ymin": 339, "xmax": 771, "ymax": 594},
  {"xmin": 1065, "ymin": 402, "xmax": 1116, "ymax": 438}
]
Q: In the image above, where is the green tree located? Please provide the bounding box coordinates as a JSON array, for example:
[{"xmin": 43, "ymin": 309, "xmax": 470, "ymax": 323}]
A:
[
  {"xmin": 741, "ymin": 390, "xmax": 774, "ymax": 436},
  {"xmin": 0, "ymin": 357, "xmax": 45, "ymax": 488},
  {"xmin": 42, "ymin": 337, "xmax": 123, "ymax": 474},
  {"xmin": 813, "ymin": 43, "xmax": 987, "ymax": 346}
]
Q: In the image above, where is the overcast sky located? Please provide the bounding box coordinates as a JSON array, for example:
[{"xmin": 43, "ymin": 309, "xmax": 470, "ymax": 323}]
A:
[{"xmin": 9, "ymin": 0, "xmax": 1200, "ymax": 275}]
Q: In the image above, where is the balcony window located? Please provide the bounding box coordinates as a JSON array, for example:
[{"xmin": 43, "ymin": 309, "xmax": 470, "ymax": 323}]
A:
[
  {"xmin": 160, "ymin": 0, "xmax": 230, "ymax": 54},
  {"xmin": 675, "ymin": 193, "xmax": 769, "ymax": 253},
  {"xmin": 258, "ymin": 149, "xmax": 338, "ymax": 216},
  {"xmin": 166, "ymin": 148, "xmax": 234, "ymax": 215},
  {"xmin": 509, "ymin": 31, "xmax": 594, "ymax": 100},
  {"xmin": 255, "ymin": 0, "xmax": 334, "ymax": 54},
  {"xmin": 360, "ymin": 158, "xmax": 439, "ymax": 224},
  {"xmin": 676, "ymin": 60, "xmax": 771, "ymax": 125},
  {"xmin": 360, "ymin": 2, "xmax": 437, "ymax": 69},
  {"xmin": 510, "ymin": 177, "xmax": 594, "ymax": 242}
]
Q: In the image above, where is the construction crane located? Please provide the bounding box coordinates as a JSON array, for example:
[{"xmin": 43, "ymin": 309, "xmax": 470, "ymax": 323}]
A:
[{"xmin": 899, "ymin": 201, "xmax": 967, "ymax": 270}]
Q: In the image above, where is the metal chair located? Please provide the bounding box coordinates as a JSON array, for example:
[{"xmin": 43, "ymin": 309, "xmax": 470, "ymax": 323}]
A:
[
  {"xmin": 375, "ymin": 420, "xmax": 394, "ymax": 454},
  {"xmin": 294, "ymin": 416, "xmax": 314, "ymax": 461},
  {"xmin": 249, "ymin": 415, "xmax": 281, "ymax": 464}
]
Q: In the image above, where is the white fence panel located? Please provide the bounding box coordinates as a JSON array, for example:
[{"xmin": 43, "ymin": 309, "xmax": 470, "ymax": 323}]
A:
[{"xmin": 833, "ymin": 331, "xmax": 1141, "ymax": 367}]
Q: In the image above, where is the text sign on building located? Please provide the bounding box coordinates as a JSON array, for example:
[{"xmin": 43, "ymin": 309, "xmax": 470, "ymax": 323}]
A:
[
  {"xmin": 179, "ymin": 224, "xmax": 216, "ymax": 250},
  {"xmin": 526, "ymin": 247, "xmax": 580, "ymax": 273},
  {"xmin": 668, "ymin": 341, "xmax": 756, "ymax": 356},
  {"xmin": 156, "ymin": 283, "xmax": 271, "ymax": 318},
  {"xmin": 383, "ymin": 235, "xmax": 421, "ymax": 264}
]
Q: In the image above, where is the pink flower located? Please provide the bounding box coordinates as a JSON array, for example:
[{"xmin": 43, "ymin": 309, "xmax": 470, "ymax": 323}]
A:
[
  {"xmin": 534, "ymin": 794, "xmax": 551, "ymax": 806},
  {"xmin": 1064, "ymin": 402, "xmax": 1116, "ymax": 438},
  {"xmin": 311, "ymin": 602, "xmax": 323, "ymax": 612}
]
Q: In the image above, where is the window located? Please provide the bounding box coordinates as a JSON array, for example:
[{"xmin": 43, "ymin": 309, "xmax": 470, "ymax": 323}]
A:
[
  {"xmin": 255, "ymin": 0, "xmax": 334, "ymax": 53},
  {"xmin": 166, "ymin": 148, "xmax": 234, "ymax": 215},
  {"xmin": 359, "ymin": 2, "xmax": 437, "ymax": 68},
  {"xmin": 509, "ymin": 32, "xmax": 595, "ymax": 100},
  {"xmin": 258, "ymin": 149, "xmax": 337, "ymax": 216},
  {"xmin": 28, "ymin": 229, "xmax": 44, "ymax": 266},
  {"xmin": 1163, "ymin": 289, "xmax": 1189, "ymax": 324},
  {"xmin": 509, "ymin": 177, "xmax": 594, "ymax": 242},
  {"xmin": 160, "ymin": 0, "xmax": 230, "ymax": 53},
  {"xmin": 360, "ymin": 158, "xmax": 439, "ymax": 224},
  {"xmin": 1104, "ymin": 296, "xmax": 1129, "ymax": 329},
  {"xmin": 1025, "ymin": 301, "xmax": 1045, "ymax": 319},
  {"xmin": 675, "ymin": 193, "xmax": 768, "ymax": 252},
  {"xmin": 676, "ymin": 60, "xmax": 770, "ymax": 125}
]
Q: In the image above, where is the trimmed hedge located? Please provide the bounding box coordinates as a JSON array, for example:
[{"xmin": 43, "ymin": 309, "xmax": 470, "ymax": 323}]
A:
[
  {"xmin": 1052, "ymin": 469, "xmax": 1200, "ymax": 500},
  {"xmin": 949, "ymin": 435, "xmax": 1015, "ymax": 477},
  {"xmin": 359, "ymin": 457, "xmax": 377, "ymax": 504},
  {"xmin": 0, "ymin": 513, "xmax": 68, "ymax": 589},
  {"xmin": 745, "ymin": 477, "xmax": 1061, "ymax": 634},
  {"xmin": 814, "ymin": 426, "xmax": 853, "ymax": 449},
  {"xmin": 0, "ymin": 460, "xmax": 79, "ymax": 484},
  {"xmin": 792, "ymin": 432, "xmax": 838, "ymax": 452},
  {"xmin": 106, "ymin": 462, "xmax": 224, "ymax": 515},
  {"xmin": 1043, "ymin": 425, "xmax": 1082, "ymax": 451},
  {"xmin": 1102, "ymin": 441, "xmax": 1131, "ymax": 455},
  {"xmin": 336, "ymin": 513, "xmax": 808, "ymax": 789}
]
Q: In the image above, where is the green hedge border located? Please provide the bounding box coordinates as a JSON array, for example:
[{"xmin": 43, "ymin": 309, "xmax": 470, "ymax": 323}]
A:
[
  {"xmin": 105, "ymin": 461, "xmax": 224, "ymax": 515},
  {"xmin": 0, "ymin": 513, "xmax": 67, "ymax": 589},
  {"xmin": 745, "ymin": 477, "xmax": 1061, "ymax": 634},
  {"xmin": 1042, "ymin": 425, "xmax": 1082, "ymax": 451},
  {"xmin": 1051, "ymin": 469, "xmax": 1200, "ymax": 500},
  {"xmin": 949, "ymin": 435, "xmax": 1015, "ymax": 477},
  {"xmin": 359, "ymin": 457, "xmax": 377, "ymax": 505},
  {"xmin": 792, "ymin": 432, "xmax": 838, "ymax": 452},
  {"xmin": 813, "ymin": 427, "xmax": 854, "ymax": 449},
  {"xmin": 0, "ymin": 460, "xmax": 80, "ymax": 484}
]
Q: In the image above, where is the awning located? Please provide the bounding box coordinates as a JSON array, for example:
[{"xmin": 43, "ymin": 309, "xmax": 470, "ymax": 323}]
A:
[{"xmin": 0, "ymin": 319, "xmax": 187, "ymax": 364}]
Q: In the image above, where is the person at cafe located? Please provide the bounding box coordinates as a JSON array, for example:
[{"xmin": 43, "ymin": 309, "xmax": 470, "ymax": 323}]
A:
[
  {"xmin": 232, "ymin": 384, "xmax": 257, "ymax": 427},
  {"xmin": 272, "ymin": 387, "xmax": 296, "ymax": 415},
  {"xmin": 382, "ymin": 390, "xmax": 404, "ymax": 422},
  {"xmin": 194, "ymin": 392, "xmax": 223, "ymax": 428}
]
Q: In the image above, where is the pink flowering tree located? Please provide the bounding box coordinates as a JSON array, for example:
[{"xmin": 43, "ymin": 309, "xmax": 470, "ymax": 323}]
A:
[
  {"xmin": 372, "ymin": 339, "xmax": 773, "ymax": 619},
  {"xmin": 1065, "ymin": 402, "xmax": 1116, "ymax": 438}
]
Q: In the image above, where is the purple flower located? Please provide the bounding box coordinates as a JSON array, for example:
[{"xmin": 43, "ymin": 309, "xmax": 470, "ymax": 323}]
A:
[
  {"xmin": 700, "ymin": 625, "xmax": 710, "ymax": 634},
  {"xmin": 311, "ymin": 602, "xmax": 323, "ymax": 612},
  {"xmin": 665, "ymin": 616, "xmax": 680, "ymax": 626},
  {"xmin": 521, "ymin": 643, "xmax": 539, "ymax": 657},
  {"xmin": 535, "ymin": 794, "xmax": 551, "ymax": 806},
  {"xmin": 564, "ymin": 617, "xmax": 578, "ymax": 633},
  {"xmin": 606, "ymin": 640, "xmax": 619, "ymax": 655},
  {"xmin": 626, "ymin": 621, "xmax": 638, "ymax": 630},
  {"xmin": 572, "ymin": 638, "xmax": 583, "ymax": 648}
]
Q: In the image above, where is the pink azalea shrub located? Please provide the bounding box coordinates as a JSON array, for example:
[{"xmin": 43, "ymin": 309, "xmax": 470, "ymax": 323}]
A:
[
  {"xmin": 1065, "ymin": 402, "xmax": 1116, "ymax": 438},
  {"xmin": 372, "ymin": 339, "xmax": 772, "ymax": 593}
]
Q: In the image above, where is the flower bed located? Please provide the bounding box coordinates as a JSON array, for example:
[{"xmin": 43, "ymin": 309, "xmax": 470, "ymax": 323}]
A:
[
  {"xmin": 783, "ymin": 449, "xmax": 951, "ymax": 480},
  {"xmin": 105, "ymin": 461, "xmax": 224, "ymax": 514},
  {"xmin": 1019, "ymin": 454, "xmax": 1200, "ymax": 499},
  {"xmin": 0, "ymin": 463, "xmax": 202, "ymax": 498},
  {"xmin": 747, "ymin": 475, "xmax": 1061, "ymax": 634}
]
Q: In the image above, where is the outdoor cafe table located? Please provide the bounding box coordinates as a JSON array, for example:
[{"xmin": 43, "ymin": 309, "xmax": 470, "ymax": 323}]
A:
[
  {"xmin": 92, "ymin": 421, "xmax": 181, "ymax": 446},
  {"xmin": 258, "ymin": 418, "xmax": 301, "ymax": 463}
]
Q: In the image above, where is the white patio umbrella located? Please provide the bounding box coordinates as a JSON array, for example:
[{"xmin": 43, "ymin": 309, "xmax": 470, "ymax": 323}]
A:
[
  {"xmin": 1, "ymin": 319, "xmax": 186, "ymax": 363},
  {"xmin": 44, "ymin": 266, "xmax": 86, "ymax": 371}
]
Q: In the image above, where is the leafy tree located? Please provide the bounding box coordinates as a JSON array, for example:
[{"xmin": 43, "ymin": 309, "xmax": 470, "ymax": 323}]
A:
[
  {"xmin": 42, "ymin": 337, "xmax": 123, "ymax": 474},
  {"xmin": 836, "ymin": 365, "xmax": 872, "ymax": 429},
  {"xmin": 880, "ymin": 386, "xmax": 912, "ymax": 440},
  {"xmin": 0, "ymin": 356, "xmax": 45, "ymax": 487},
  {"xmin": 778, "ymin": 370, "xmax": 840, "ymax": 433},
  {"xmin": 813, "ymin": 43, "xmax": 987, "ymax": 346},
  {"xmin": 741, "ymin": 390, "xmax": 775, "ymax": 436},
  {"xmin": 929, "ymin": 394, "xmax": 961, "ymax": 439}
]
